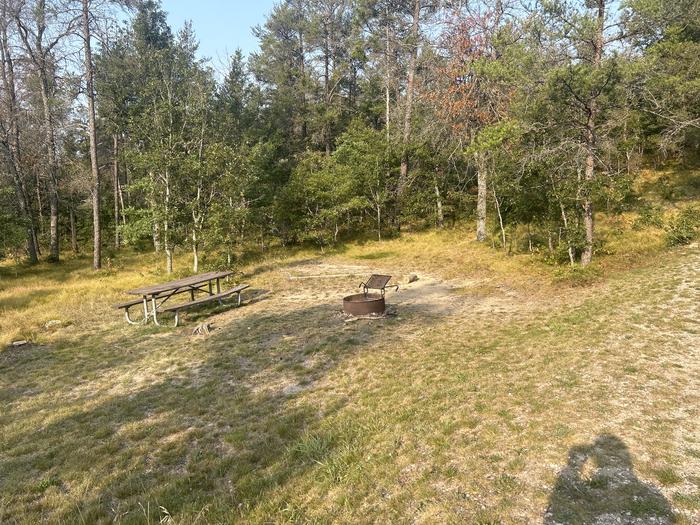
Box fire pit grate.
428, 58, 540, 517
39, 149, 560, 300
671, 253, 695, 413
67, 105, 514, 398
343, 275, 398, 317
359, 274, 399, 296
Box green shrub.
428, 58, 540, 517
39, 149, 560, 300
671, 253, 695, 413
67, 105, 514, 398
553, 264, 602, 286
665, 206, 700, 246
633, 203, 665, 230
657, 174, 677, 200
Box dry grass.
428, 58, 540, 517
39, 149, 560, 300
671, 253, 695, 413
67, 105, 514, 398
1, 169, 699, 524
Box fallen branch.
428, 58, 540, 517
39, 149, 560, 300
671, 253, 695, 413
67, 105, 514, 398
287, 273, 360, 280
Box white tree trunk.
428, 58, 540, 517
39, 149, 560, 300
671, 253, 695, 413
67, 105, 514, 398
434, 179, 444, 229
476, 154, 488, 242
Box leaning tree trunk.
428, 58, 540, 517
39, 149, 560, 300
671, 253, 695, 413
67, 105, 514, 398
493, 186, 506, 250
581, 0, 605, 267
83, 0, 100, 270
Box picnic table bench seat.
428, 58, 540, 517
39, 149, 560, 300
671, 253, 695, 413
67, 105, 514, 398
115, 298, 143, 309
160, 284, 250, 326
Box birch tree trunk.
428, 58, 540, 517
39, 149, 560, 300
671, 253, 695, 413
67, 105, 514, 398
153, 222, 161, 252
560, 202, 575, 266
82, 0, 101, 270
434, 174, 444, 229
476, 153, 488, 242
192, 226, 199, 273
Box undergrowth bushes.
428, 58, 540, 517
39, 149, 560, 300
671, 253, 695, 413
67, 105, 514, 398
665, 206, 700, 246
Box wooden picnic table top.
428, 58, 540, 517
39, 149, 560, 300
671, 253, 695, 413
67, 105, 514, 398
126, 271, 234, 297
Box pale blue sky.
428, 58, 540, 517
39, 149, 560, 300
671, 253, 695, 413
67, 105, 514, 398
161, 0, 278, 67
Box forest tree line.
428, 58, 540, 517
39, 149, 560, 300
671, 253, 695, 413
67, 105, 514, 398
0, 0, 698, 271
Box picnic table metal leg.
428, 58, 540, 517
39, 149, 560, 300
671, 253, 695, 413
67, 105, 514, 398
208, 281, 213, 295
142, 297, 149, 324
151, 297, 161, 326
216, 278, 223, 304
124, 306, 139, 325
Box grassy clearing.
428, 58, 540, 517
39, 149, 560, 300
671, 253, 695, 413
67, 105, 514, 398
1, 170, 699, 524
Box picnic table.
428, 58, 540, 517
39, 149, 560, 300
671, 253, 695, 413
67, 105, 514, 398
115, 271, 248, 327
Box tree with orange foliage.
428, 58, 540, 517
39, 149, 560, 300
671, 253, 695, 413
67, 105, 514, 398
428, 0, 518, 242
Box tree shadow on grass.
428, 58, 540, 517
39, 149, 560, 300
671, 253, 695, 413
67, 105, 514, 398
0, 301, 373, 523
169, 287, 271, 326
0, 272, 462, 523
543, 434, 675, 525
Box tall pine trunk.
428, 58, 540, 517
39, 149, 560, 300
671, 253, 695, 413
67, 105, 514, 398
323, 13, 331, 155
0, 13, 38, 263
192, 228, 199, 273
82, 0, 101, 270
17, 0, 60, 261
36, 60, 59, 261
113, 134, 119, 248
69, 203, 78, 253
164, 169, 173, 274
581, 0, 605, 267
396, 0, 420, 204
384, 3, 391, 139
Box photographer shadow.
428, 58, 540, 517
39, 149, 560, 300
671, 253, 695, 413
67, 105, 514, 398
544, 434, 675, 524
